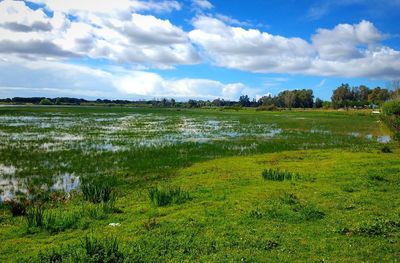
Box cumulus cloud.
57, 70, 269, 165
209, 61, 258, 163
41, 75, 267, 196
0, 0, 198, 68
189, 16, 400, 78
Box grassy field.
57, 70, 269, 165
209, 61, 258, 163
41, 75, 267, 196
0, 106, 398, 262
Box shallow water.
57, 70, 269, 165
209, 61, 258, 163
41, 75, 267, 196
0, 173, 80, 202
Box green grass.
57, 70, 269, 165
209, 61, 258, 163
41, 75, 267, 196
148, 186, 190, 206
261, 169, 299, 181
0, 106, 399, 261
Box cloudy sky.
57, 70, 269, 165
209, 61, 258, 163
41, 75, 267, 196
0, 0, 399, 100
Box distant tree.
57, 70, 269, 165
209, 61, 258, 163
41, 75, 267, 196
55, 98, 61, 105
258, 95, 275, 106
331, 83, 353, 108
39, 98, 53, 105
239, 95, 251, 107
388, 80, 400, 99
314, 98, 323, 108
280, 91, 296, 109
368, 87, 390, 105
188, 99, 198, 108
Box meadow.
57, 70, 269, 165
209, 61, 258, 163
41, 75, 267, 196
0, 106, 398, 262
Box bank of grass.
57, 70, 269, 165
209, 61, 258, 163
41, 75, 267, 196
0, 149, 398, 262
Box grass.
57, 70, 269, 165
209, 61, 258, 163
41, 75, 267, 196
81, 176, 116, 204
148, 186, 190, 206
0, 106, 399, 261
261, 169, 299, 181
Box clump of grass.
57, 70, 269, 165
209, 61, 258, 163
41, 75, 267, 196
338, 218, 400, 237
148, 186, 190, 206
81, 176, 115, 204
297, 204, 325, 221
369, 174, 387, 182
355, 218, 400, 236
264, 240, 279, 250
33, 236, 125, 262
143, 217, 158, 230
43, 211, 80, 233
26, 205, 80, 233
261, 169, 299, 181
4, 198, 30, 216
26, 206, 45, 228
381, 146, 392, 153
82, 235, 125, 263
249, 209, 263, 219
280, 193, 300, 205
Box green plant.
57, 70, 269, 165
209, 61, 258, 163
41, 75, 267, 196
82, 235, 124, 263
262, 169, 299, 181
81, 177, 115, 204
148, 186, 190, 207
26, 206, 45, 228
280, 193, 300, 205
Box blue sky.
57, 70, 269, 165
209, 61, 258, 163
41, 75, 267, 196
0, 0, 399, 101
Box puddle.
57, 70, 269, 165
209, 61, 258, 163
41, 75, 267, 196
377, 135, 391, 144
0, 164, 16, 176
0, 173, 80, 202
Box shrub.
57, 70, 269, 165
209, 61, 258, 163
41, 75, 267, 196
148, 186, 190, 207
261, 169, 299, 181
256, 104, 277, 111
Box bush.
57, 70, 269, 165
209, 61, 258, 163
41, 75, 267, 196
261, 169, 299, 181
256, 104, 277, 111
381, 99, 400, 116
148, 186, 190, 207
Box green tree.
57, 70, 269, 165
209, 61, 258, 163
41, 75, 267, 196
331, 84, 353, 109
39, 98, 53, 105
239, 95, 251, 107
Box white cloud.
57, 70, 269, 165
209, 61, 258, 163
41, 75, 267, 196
189, 16, 400, 79
191, 0, 213, 10
0, 0, 198, 68
29, 0, 181, 15
0, 58, 252, 100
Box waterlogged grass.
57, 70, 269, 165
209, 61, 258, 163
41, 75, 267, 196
0, 106, 398, 261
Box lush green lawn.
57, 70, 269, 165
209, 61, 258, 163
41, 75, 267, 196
0, 106, 398, 261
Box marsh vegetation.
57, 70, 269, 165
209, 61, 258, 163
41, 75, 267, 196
0, 106, 398, 261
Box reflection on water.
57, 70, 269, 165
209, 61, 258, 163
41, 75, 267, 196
0, 173, 80, 202
377, 135, 391, 143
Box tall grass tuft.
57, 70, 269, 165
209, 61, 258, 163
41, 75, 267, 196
81, 176, 115, 204
26, 206, 45, 228
261, 169, 299, 181
82, 235, 125, 263
148, 186, 190, 207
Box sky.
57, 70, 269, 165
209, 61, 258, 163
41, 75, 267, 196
0, 0, 399, 101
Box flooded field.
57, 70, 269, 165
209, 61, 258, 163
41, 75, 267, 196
0, 106, 392, 202
0, 106, 398, 262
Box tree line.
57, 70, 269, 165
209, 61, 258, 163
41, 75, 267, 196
1, 82, 398, 109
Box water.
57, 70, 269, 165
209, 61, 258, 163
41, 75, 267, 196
0, 173, 80, 202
